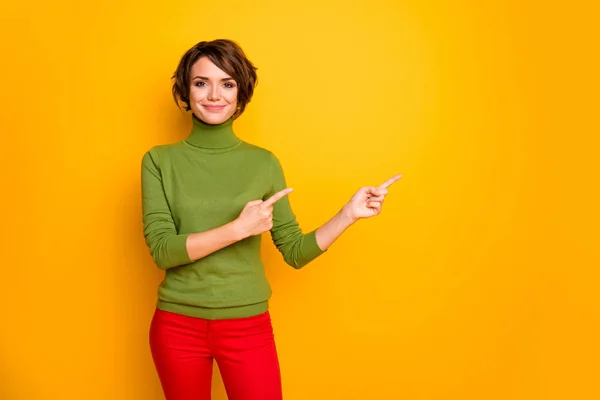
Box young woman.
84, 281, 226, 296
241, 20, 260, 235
141, 39, 401, 400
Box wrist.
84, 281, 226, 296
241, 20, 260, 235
339, 205, 358, 226
229, 219, 248, 241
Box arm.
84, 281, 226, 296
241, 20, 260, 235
141, 150, 246, 270
184, 224, 245, 263
315, 174, 404, 250
267, 152, 402, 264
267, 153, 327, 269
314, 208, 356, 251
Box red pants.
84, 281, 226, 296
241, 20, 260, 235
149, 308, 282, 400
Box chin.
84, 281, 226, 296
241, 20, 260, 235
195, 108, 233, 125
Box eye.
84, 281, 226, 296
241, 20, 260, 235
194, 81, 207, 87
224, 82, 236, 89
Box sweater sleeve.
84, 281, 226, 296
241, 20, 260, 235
266, 152, 327, 269
141, 150, 192, 270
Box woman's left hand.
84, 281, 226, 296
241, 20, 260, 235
341, 174, 402, 222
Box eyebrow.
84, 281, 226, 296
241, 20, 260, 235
192, 76, 235, 81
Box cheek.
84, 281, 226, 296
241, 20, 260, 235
225, 89, 238, 104
189, 87, 205, 102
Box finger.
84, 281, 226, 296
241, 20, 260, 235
368, 195, 385, 202
364, 186, 380, 196
378, 174, 402, 189
367, 201, 382, 209
368, 189, 389, 199
263, 188, 293, 207
371, 188, 388, 197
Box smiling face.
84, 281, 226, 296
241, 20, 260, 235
189, 56, 239, 124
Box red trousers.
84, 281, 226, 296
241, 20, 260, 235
149, 308, 283, 400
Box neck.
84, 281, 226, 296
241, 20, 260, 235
185, 113, 240, 149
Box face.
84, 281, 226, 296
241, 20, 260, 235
189, 56, 239, 124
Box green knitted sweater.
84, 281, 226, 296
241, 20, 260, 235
141, 114, 326, 319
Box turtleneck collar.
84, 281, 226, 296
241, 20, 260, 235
185, 113, 241, 150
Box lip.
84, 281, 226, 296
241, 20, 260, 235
202, 105, 226, 112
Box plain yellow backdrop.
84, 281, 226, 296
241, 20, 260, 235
1, 1, 598, 399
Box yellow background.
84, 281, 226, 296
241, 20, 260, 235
1, 1, 598, 399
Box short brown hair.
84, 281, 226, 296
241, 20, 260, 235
171, 39, 258, 119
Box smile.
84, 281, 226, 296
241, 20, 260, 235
202, 105, 226, 112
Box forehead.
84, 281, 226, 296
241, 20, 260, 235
191, 56, 231, 78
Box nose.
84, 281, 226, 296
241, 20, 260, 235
208, 85, 220, 101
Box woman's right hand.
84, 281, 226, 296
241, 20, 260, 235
233, 188, 293, 238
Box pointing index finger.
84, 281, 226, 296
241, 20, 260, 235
378, 174, 403, 189
263, 188, 293, 207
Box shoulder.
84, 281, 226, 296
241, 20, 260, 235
142, 142, 185, 164
237, 141, 280, 164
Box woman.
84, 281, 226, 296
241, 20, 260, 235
141, 39, 401, 400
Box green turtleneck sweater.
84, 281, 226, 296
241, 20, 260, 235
141, 114, 326, 320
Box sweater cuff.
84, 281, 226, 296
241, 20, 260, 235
168, 233, 193, 266
301, 229, 327, 261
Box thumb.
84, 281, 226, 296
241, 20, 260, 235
372, 187, 388, 197
364, 186, 379, 196
245, 199, 264, 207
